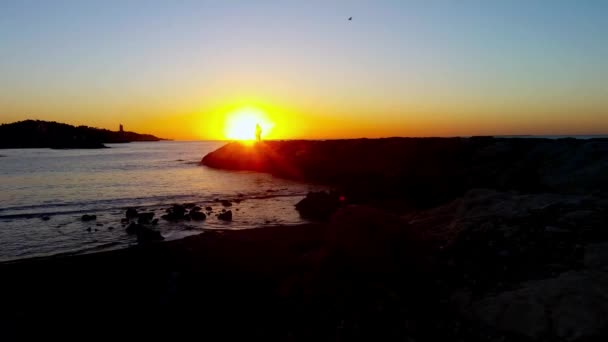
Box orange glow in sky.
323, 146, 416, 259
1, 2, 607, 140
224, 107, 274, 141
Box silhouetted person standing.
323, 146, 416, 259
255, 123, 262, 142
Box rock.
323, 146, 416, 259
163, 204, 187, 221
544, 225, 571, 234
96, 223, 103, 226
125, 222, 164, 242
218, 210, 232, 221
136, 226, 164, 242
190, 211, 207, 221
126, 222, 139, 234
41, 215, 50, 221
205, 206, 213, 211
584, 242, 608, 271
137, 212, 155, 224
325, 205, 403, 272
86, 227, 92, 232
94, 228, 99, 232
107, 226, 114, 230
190, 206, 202, 212
471, 271, 608, 341
295, 191, 342, 220
221, 200, 232, 207
151, 219, 159, 225
81, 214, 97, 222
121, 218, 129, 224
183, 203, 196, 209
125, 208, 138, 219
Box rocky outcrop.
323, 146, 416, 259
295, 191, 343, 220
218, 210, 232, 221
202, 138, 608, 206
81, 214, 97, 221
470, 270, 608, 341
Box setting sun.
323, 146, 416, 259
224, 107, 274, 141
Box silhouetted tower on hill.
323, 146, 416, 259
119, 124, 123, 132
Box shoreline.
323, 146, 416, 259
1, 137, 608, 340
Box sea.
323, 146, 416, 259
0, 141, 326, 262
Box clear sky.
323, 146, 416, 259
1, 0, 607, 140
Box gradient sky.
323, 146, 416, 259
1, 0, 607, 139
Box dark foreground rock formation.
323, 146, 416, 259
202, 138, 608, 206
1, 137, 607, 340
0, 120, 164, 149
1, 190, 607, 340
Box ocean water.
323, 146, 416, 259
0, 141, 325, 262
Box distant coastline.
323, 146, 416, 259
0, 120, 166, 149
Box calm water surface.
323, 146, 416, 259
0, 141, 325, 262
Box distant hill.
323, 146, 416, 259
0, 120, 165, 149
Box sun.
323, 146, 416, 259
224, 107, 274, 141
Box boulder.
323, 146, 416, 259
190, 211, 207, 221
471, 271, 608, 341
125, 222, 164, 242
126, 222, 139, 234
41, 215, 50, 221
163, 204, 188, 220
81, 214, 96, 222
218, 210, 233, 221
136, 226, 164, 243
190, 206, 202, 212
221, 200, 232, 207
125, 208, 138, 219
205, 206, 213, 212
137, 212, 155, 224
295, 191, 342, 220
325, 205, 404, 273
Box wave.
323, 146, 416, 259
0, 190, 309, 220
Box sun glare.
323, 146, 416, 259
224, 107, 274, 141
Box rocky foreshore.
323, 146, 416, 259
1, 137, 607, 340
202, 137, 608, 205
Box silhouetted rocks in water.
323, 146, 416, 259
136, 226, 164, 243
81, 214, 96, 221
295, 191, 342, 220
151, 219, 159, 225
190, 206, 202, 212
137, 212, 154, 224
205, 206, 213, 212
0, 120, 164, 149
221, 200, 232, 207
125, 222, 163, 242
190, 211, 207, 221
201, 138, 608, 206
41, 215, 50, 221
218, 210, 233, 221
125, 208, 138, 219
162, 204, 188, 221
